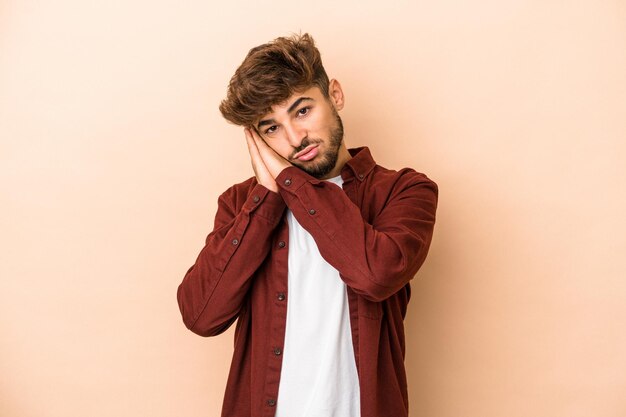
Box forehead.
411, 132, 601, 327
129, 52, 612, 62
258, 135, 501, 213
267, 85, 323, 114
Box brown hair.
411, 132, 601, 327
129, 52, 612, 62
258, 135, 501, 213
219, 33, 330, 127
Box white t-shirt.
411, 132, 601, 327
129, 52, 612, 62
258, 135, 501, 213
275, 174, 361, 417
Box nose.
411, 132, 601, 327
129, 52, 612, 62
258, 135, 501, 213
283, 121, 306, 148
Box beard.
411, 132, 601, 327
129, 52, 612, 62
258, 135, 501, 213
289, 111, 344, 179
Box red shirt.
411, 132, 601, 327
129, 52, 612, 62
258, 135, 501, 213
177, 147, 438, 417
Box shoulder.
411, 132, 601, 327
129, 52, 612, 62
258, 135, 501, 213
347, 146, 437, 193
359, 163, 438, 223
370, 164, 438, 197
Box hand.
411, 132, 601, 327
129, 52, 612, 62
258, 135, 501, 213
244, 128, 292, 191
245, 128, 278, 192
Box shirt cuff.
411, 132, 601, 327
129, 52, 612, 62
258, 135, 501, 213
275, 166, 322, 193
247, 183, 286, 223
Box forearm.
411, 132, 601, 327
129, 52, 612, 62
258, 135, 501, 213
275, 167, 438, 301
177, 184, 286, 336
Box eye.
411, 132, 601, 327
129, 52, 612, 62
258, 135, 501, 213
297, 106, 311, 117
264, 125, 278, 135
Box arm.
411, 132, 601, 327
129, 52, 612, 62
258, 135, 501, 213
275, 166, 438, 302
176, 182, 286, 337
177, 128, 287, 336
244, 127, 438, 302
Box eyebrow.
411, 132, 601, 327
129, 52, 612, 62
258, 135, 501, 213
257, 97, 314, 130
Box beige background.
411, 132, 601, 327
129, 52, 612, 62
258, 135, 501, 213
2, 1, 625, 416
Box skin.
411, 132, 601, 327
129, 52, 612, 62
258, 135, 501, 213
244, 79, 352, 193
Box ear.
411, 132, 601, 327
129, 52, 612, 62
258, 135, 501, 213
328, 79, 345, 111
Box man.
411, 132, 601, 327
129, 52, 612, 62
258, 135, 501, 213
177, 33, 438, 417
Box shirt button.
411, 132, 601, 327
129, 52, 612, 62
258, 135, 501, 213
284, 179, 292, 186
267, 399, 276, 407
253, 195, 260, 203
273, 347, 282, 356
231, 238, 239, 245
278, 241, 286, 248
277, 293, 285, 301
359, 173, 364, 179
309, 209, 316, 215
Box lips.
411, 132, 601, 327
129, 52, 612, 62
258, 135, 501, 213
294, 145, 319, 161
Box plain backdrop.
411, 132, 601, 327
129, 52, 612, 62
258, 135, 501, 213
1, 1, 625, 416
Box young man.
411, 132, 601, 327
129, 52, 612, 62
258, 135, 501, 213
177, 33, 438, 417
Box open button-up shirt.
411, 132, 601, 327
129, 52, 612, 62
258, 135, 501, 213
177, 147, 438, 417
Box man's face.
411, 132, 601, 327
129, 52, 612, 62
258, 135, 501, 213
253, 85, 345, 179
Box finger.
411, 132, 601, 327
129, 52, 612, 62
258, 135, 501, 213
244, 127, 276, 185
245, 128, 262, 160
244, 128, 262, 174
249, 127, 267, 147
249, 127, 281, 160
244, 127, 255, 149
244, 128, 252, 149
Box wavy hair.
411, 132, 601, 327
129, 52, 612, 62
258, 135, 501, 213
219, 33, 330, 127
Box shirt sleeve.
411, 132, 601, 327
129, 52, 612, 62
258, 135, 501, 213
275, 166, 438, 302
176, 182, 286, 336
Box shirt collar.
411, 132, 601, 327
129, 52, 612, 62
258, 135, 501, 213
341, 147, 376, 182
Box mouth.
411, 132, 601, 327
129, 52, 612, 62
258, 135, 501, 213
293, 145, 319, 161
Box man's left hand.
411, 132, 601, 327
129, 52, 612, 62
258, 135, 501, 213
247, 127, 292, 179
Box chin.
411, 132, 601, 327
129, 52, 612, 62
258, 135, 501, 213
298, 158, 336, 179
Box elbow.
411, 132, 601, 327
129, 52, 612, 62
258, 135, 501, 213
184, 316, 236, 338
353, 275, 408, 302
178, 305, 236, 338
177, 286, 205, 336
177, 284, 215, 337
347, 262, 409, 301
177, 284, 238, 337
357, 249, 428, 302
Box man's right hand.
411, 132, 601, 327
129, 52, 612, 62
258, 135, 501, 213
244, 128, 278, 193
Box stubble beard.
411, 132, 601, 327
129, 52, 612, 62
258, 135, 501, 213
290, 111, 344, 179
